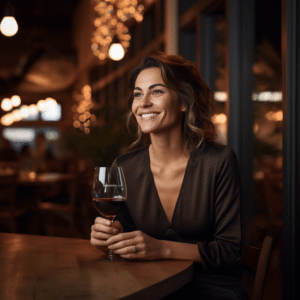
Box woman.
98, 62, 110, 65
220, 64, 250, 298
91, 52, 248, 299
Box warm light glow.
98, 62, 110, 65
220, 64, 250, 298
2, 128, 35, 142
91, 0, 144, 61
252, 91, 282, 102
214, 92, 227, 102
0, 16, 18, 37
45, 131, 59, 140
45, 97, 57, 107
29, 104, 38, 115
37, 100, 46, 111
109, 43, 125, 61
20, 105, 30, 118
73, 120, 81, 128
1, 98, 12, 111
41, 103, 61, 121
12, 109, 22, 122
29, 171, 37, 180
72, 84, 94, 133
11, 95, 21, 107
1, 96, 61, 126
211, 113, 227, 125
265, 110, 283, 122
213, 91, 282, 102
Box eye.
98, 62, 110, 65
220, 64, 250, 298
152, 89, 163, 95
133, 91, 142, 98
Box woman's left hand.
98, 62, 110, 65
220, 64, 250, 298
106, 230, 166, 261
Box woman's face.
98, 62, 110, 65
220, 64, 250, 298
131, 67, 185, 135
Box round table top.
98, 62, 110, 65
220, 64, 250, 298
0, 233, 194, 300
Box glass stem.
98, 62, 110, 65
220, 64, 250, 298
107, 216, 116, 261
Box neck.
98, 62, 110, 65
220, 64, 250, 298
149, 131, 188, 165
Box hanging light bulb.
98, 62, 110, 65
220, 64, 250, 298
108, 42, 125, 61
0, 3, 18, 37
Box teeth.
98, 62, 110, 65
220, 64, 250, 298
141, 113, 157, 118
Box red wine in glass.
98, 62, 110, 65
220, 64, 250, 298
92, 166, 127, 261
92, 197, 126, 221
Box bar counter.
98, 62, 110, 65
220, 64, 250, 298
0, 233, 193, 299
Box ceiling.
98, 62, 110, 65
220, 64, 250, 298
0, 0, 80, 96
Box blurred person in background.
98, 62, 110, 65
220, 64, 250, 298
30, 133, 57, 173
0, 135, 18, 162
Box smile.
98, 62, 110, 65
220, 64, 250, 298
141, 113, 158, 118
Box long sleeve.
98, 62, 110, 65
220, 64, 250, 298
196, 147, 244, 276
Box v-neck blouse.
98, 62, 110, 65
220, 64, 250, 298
114, 142, 244, 278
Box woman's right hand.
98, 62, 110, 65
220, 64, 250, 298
90, 217, 124, 251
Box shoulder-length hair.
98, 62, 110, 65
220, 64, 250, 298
126, 52, 215, 154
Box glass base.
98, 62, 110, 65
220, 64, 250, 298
98, 251, 124, 262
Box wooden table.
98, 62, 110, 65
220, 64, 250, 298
0, 233, 194, 300
17, 172, 75, 186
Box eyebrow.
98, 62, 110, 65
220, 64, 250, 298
134, 83, 167, 91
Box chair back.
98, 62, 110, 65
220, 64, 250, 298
243, 221, 273, 300
263, 172, 282, 228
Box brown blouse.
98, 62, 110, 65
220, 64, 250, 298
114, 142, 245, 278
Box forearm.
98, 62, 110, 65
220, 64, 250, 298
160, 240, 201, 263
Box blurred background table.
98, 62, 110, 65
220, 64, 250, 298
16, 172, 75, 186
0, 233, 193, 300
1, 170, 91, 238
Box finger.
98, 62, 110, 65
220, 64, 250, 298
111, 220, 123, 232
90, 237, 109, 247
91, 230, 112, 241
108, 237, 136, 251
107, 231, 137, 245
92, 223, 119, 235
94, 217, 112, 226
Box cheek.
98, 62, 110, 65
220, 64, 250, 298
131, 102, 137, 115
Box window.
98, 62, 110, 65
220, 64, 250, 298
2, 127, 60, 152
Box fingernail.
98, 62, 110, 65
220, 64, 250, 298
113, 228, 119, 234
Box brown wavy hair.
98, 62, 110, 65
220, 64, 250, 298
126, 52, 215, 154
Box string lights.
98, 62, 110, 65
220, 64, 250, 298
91, 0, 144, 61
0, 97, 59, 126
72, 85, 96, 134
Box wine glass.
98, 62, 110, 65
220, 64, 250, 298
92, 166, 127, 261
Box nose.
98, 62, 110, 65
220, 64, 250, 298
139, 93, 152, 107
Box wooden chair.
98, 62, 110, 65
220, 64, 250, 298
36, 174, 79, 238
262, 172, 282, 234
243, 221, 273, 300
0, 174, 29, 233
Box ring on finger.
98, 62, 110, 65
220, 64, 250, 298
133, 245, 137, 253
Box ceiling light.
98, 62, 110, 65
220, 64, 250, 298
0, 3, 18, 37
109, 42, 125, 61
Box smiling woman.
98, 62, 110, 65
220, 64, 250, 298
91, 52, 249, 300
